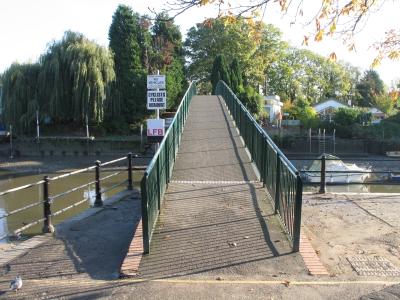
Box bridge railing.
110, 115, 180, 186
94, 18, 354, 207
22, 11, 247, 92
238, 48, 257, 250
0, 153, 136, 241
216, 80, 303, 251
141, 82, 197, 254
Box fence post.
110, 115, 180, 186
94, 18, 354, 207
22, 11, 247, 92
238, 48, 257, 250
141, 175, 150, 254
94, 160, 103, 207
274, 153, 281, 214
156, 159, 161, 210
319, 155, 326, 194
292, 172, 303, 252
42, 176, 54, 233
127, 153, 133, 190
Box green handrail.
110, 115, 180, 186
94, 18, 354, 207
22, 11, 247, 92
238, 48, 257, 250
216, 80, 303, 252
141, 82, 197, 254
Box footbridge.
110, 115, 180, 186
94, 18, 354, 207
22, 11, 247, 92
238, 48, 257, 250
139, 81, 303, 276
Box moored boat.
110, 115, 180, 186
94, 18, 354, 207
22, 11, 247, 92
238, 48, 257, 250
302, 154, 371, 183
386, 151, 400, 157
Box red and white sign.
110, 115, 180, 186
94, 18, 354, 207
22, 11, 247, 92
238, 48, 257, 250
147, 119, 165, 137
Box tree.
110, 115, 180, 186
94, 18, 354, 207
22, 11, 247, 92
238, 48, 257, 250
266, 47, 358, 104
229, 58, 243, 94
185, 18, 284, 87
210, 54, 230, 94
39, 31, 115, 125
109, 5, 146, 122
2, 32, 115, 134
237, 86, 263, 116
356, 70, 385, 107
151, 13, 186, 108
1, 63, 41, 133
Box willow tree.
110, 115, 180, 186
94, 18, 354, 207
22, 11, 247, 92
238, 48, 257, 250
1, 63, 41, 134
39, 31, 115, 124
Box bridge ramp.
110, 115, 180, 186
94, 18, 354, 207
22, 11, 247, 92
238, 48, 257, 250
139, 96, 306, 278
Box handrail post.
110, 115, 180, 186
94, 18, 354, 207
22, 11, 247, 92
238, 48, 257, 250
319, 155, 326, 194
274, 153, 281, 214
42, 176, 54, 233
141, 175, 150, 254
127, 153, 133, 190
292, 172, 303, 252
94, 160, 103, 207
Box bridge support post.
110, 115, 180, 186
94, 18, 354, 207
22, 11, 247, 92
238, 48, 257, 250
127, 153, 133, 190
293, 172, 303, 252
319, 155, 326, 194
94, 160, 103, 207
42, 176, 54, 233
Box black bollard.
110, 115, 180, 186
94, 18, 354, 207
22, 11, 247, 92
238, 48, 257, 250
94, 160, 103, 207
42, 176, 55, 233
319, 155, 326, 194
127, 153, 133, 190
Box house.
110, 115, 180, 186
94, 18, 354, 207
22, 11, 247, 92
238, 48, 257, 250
313, 99, 348, 122
368, 107, 385, 124
264, 95, 283, 124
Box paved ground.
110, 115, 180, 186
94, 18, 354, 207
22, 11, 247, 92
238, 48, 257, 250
0, 191, 141, 299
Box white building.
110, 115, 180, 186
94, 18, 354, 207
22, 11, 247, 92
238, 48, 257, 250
313, 99, 348, 122
368, 107, 385, 124
264, 95, 283, 123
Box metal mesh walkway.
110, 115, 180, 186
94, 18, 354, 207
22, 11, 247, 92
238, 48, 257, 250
139, 96, 305, 278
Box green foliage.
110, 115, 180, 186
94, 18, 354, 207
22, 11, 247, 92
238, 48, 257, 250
164, 59, 186, 108
211, 55, 230, 94
237, 86, 262, 115
2, 32, 115, 134
333, 107, 360, 126
185, 18, 285, 87
151, 12, 186, 108
356, 69, 385, 107
109, 5, 146, 122
40, 31, 115, 124
373, 93, 394, 114
229, 58, 243, 94
266, 48, 359, 104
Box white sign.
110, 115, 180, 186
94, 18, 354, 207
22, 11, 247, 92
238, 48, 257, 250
147, 119, 165, 136
147, 75, 166, 90
147, 90, 167, 110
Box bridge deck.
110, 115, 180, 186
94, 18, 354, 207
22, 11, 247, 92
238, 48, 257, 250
139, 95, 305, 278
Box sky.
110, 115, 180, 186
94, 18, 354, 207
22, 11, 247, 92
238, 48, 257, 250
0, 0, 399, 86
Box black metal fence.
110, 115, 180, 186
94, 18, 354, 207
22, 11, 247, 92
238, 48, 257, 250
216, 81, 303, 252
0, 153, 135, 241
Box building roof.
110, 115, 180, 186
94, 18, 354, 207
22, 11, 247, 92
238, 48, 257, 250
368, 107, 384, 115
313, 99, 348, 113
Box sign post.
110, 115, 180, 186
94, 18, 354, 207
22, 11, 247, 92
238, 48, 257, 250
147, 72, 166, 147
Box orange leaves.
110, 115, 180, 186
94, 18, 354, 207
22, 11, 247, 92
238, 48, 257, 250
388, 51, 400, 60
371, 57, 382, 68
315, 30, 324, 42
328, 52, 337, 62
302, 36, 309, 46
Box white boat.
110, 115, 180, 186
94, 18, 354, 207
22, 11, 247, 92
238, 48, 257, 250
386, 151, 400, 157
302, 154, 371, 183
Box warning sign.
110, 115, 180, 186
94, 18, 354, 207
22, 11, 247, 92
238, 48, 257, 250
147, 90, 166, 110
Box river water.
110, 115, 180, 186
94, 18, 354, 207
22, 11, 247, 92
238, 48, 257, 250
0, 170, 143, 243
